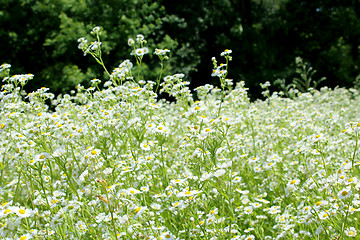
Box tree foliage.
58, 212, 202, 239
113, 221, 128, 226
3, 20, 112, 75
1, 0, 359, 98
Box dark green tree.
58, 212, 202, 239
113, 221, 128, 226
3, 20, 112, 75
0, 0, 181, 93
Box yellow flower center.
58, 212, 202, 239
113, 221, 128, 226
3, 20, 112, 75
135, 207, 142, 213
19, 209, 26, 214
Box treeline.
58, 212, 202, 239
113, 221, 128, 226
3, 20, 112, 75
1, 0, 360, 99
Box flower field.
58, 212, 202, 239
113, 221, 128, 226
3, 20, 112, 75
1, 28, 360, 240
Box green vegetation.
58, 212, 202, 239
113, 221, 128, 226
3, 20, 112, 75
0, 26, 360, 239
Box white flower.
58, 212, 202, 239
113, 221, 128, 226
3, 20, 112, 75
154, 48, 170, 56
140, 141, 151, 151
220, 49, 232, 56
243, 206, 253, 214
213, 169, 226, 177
90, 41, 101, 51
318, 211, 330, 220
77, 37, 88, 49
91, 26, 100, 34
133, 47, 149, 57
134, 206, 147, 219
128, 38, 135, 46
159, 231, 175, 240
338, 187, 352, 200
176, 190, 202, 198
136, 34, 144, 43
0, 63, 11, 73
345, 227, 357, 237
90, 78, 101, 84
17, 234, 32, 240
12, 207, 35, 218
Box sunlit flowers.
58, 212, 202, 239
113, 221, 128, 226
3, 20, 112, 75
345, 227, 357, 237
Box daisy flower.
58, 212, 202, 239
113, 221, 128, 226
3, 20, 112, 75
345, 227, 357, 237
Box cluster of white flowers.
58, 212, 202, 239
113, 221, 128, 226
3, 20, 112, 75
1, 28, 360, 240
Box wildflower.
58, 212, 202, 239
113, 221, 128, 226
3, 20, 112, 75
211, 68, 227, 77
90, 78, 101, 85
134, 206, 147, 219
12, 207, 35, 218
338, 187, 352, 200
345, 227, 357, 237
140, 186, 149, 192
128, 38, 135, 46
243, 206, 253, 214
159, 231, 175, 240
244, 227, 254, 233
0, 63, 11, 73
220, 49, 232, 56
89, 41, 101, 51
287, 179, 300, 186
232, 176, 242, 183
33, 153, 49, 163
345, 177, 358, 185
18, 234, 32, 240
314, 200, 328, 209
150, 203, 161, 211
0, 123, 6, 132
154, 48, 170, 56
75, 220, 88, 234
243, 235, 255, 240
176, 189, 202, 198
91, 26, 100, 34
131, 47, 149, 57
250, 202, 262, 209
213, 169, 226, 177
136, 34, 145, 43
140, 141, 151, 151
0, 207, 12, 217
127, 188, 141, 195
87, 147, 101, 158
318, 211, 330, 220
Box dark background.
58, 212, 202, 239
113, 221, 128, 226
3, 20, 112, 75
1, 0, 360, 99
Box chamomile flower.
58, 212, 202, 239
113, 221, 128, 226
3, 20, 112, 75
159, 231, 175, 240
18, 234, 32, 240
128, 38, 135, 46
154, 48, 170, 56
220, 49, 232, 56
345, 227, 357, 237
338, 187, 352, 200
12, 207, 35, 218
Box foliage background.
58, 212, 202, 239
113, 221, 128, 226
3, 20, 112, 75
1, 0, 360, 99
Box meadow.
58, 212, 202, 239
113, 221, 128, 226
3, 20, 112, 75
0, 27, 359, 240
